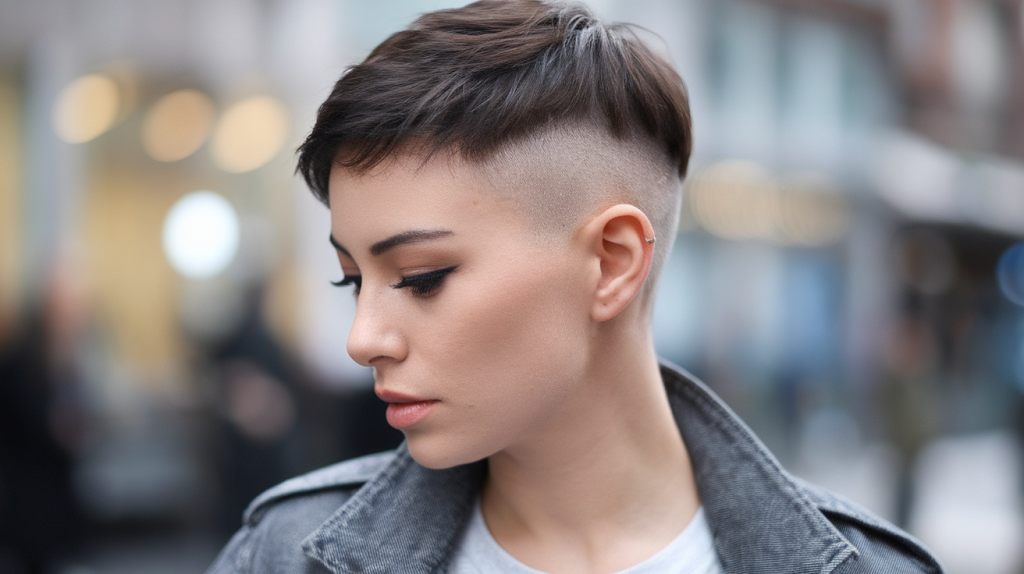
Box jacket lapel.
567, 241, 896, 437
662, 363, 857, 574
302, 443, 486, 574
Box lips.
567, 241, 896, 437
376, 389, 438, 430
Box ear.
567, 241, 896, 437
582, 204, 657, 322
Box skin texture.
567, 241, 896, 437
329, 152, 700, 574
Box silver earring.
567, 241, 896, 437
646, 236, 656, 244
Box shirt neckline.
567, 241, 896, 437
463, 500, 715, 574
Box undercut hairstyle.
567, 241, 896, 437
297, 0, 693, 297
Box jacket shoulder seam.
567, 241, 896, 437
243, 450, 397, 525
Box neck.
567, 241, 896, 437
481, 318, 700, 574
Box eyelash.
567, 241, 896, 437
331, 275, 362, 294
330, 265, 458, 297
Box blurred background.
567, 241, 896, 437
0, 0, 1023, 572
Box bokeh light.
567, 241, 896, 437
775, 174, 850, 247
209, 95, 290, 173
997, 243, 1024, 306
686, 161, 849, 246
52, 73, 120, 143
141, 89, 215, 162
162, 191, 240, 279
688, 160, 779, 241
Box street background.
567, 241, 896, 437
1, 0, 1024, 572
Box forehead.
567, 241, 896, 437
327, 154, 526, 247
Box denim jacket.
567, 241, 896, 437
207, 362, 944, 574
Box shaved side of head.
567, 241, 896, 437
475, 122, 681, 300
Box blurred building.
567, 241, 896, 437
0, 1, 1023, 573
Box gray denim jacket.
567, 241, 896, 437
207, 362, 944, 574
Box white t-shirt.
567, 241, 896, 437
448, 502, 723, 574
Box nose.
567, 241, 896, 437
346, 290, 407, 367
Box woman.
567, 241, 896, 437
208, 1, 943, 572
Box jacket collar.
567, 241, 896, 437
301, 443, 485, 574
302, 361, 856, 574
660, 362, 857, 573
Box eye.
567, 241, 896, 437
391, 265, 458, 297
331, 275, 362, 295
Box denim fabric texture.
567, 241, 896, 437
206, 362, 945, 574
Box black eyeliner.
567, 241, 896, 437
391, 265, 459, 294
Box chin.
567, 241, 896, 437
404, 430, 494, 470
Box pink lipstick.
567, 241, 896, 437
377, 389, 438, 429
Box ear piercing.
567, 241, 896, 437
646, 236, 656, 244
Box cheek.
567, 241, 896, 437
399, 248, 594, 467
429, 257, 591, 410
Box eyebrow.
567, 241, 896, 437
329, 229, 454, 258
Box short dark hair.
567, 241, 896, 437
296, 0, 692, 204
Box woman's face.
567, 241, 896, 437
329, 155, 595, 468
